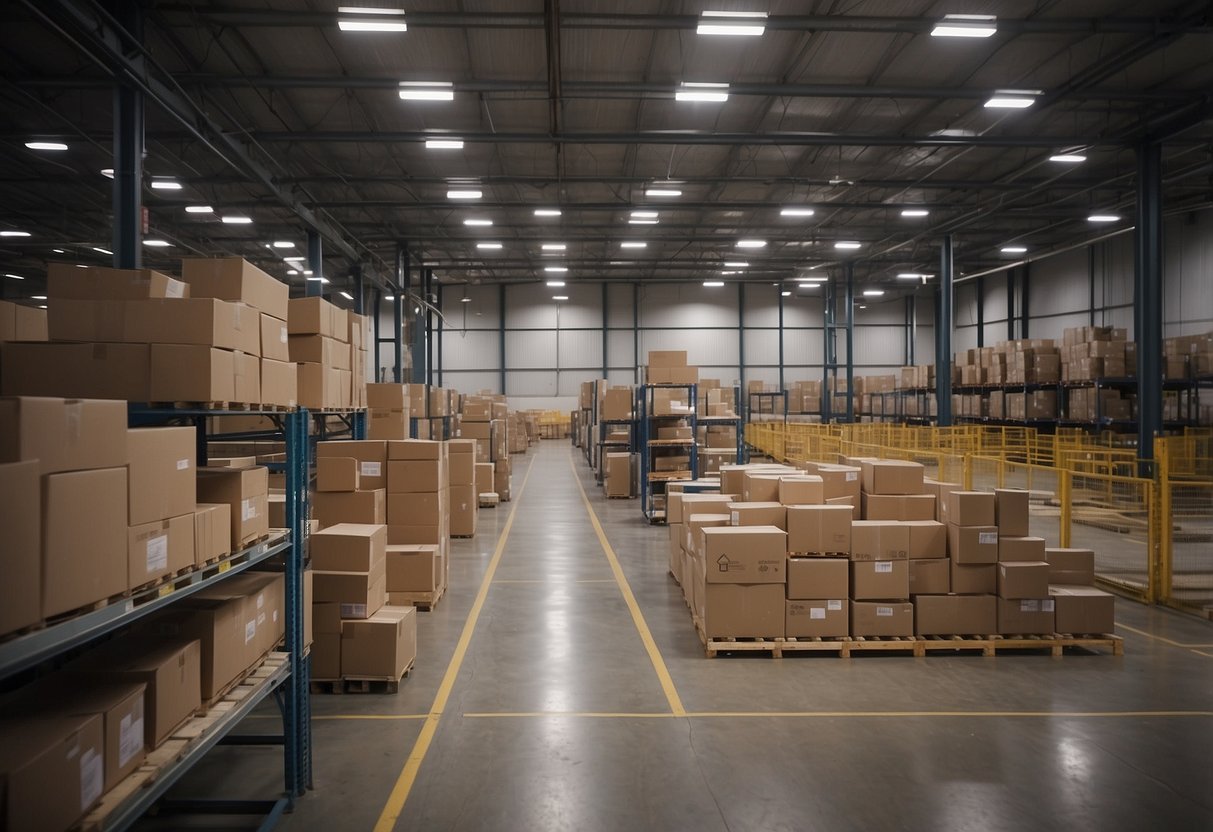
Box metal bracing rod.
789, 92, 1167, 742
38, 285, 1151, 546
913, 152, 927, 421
1135, 141, 1163, 468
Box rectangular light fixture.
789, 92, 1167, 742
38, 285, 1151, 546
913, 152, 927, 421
534, 208, 561, 216
645, 187, 682, 197
283, 256, 305, 262
703, 281, 725, 287
541, 243, 567, 251
92, 246, 112, 254
863, 289, 885, 297
676, 82, 730, 103
931, 14, 997, 38
338, 7, 407, 32
100, 168, 114, 179
1001, 246, 1028, 254
447, 189, 482, 199
553, 295, 569, 301
901, 209, 929, 217
546, 280, 566, 287
307, 276, 330, 284
721, 271, 738, 276
142, 239, 171, 247
464, 219, 493, 226
544, 266, 568, 273
985, 91, 1039, 109
628, 219, 658, 225
781, 290, 792, 297
399, 82, 454, 101
835, 241, 862, 250
273, 240, 295, 248
736, 239, 766, 248
5, 273, 26, 280
630, 211, 658, 218
1049, 154, 1086, 163
425, 139, 464, 149
620, 242, 647, 248
476, 242, 503, 249
340, 291, 354, 300
0, 230, 31, 237
25, 141, 68, 151
697, 10, 766, 37
1088, 214, 1120, 223
797, 276, 828, 283
149, 179, 182, 190
221, 215, 253, 224
724, 261, 748, 267
780, 207, 815, 217
185, 205, 213, 214
897, 272, 931, 279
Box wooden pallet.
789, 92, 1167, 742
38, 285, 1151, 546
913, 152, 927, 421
310, 659, 415, 695
390, 584, 445, 611
699, 632, 1125, 658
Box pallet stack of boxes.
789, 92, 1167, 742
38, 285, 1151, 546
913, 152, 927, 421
365, 382, 415, 440
314, 440, 388, 528
460, 394, 512, 501
288, 295, 361, 410
386, 439, 450, 590
447, 438, 478, 538
0, 298, 48, 341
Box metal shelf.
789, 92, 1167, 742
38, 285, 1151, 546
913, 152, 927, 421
638, 383, 698, 523
0, 532, 290, 680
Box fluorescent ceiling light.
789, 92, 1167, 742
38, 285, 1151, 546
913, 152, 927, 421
697, 10, 766, 36
724, 261, 749, 267
797, 276, 828, 283
931, 14, 997, 38
1001, 245, 1028, 254
780, 207, 815, 217
464, 218, 493, 226
460, 295, 472, 302
534, 208, 561, 216
384, 295, 395, 300
399, 82, 454, 101
544, 266, 568, 273
985, 91, 1039, 109
284, 256, 306, 263
835, 241, 862, 250
901, 209, 930, 217
287, 269, 299, 275
0, 230, 31, 237
552, 295, 568, 301
628, 219, 658, 225
1088, 214, 1120, 223
1049, 154, 1087, 163
736, 239, 766, 248
92, 246, 112, 254
31, 295, 46, 300
307, 276, 330, 284
630, 211, 658, 218
5, 273, 26, 280
859, 305, 867, 309
52, 249, 64, 253
897, 272, 932, 279
721, 271, 738, 276
149, 179, 182, 190
676, 82, 730, 103
221, 215, 253, 224
185, 205, 213, 214
447, 189, 482, 199
340, 291, 354, 300
541, 243, 567, 251
781, 290, 792, 297
645, 187, 682, 197
476, 242, 503, 249
142, 239, 171, 247
703, 281, 725, 287
620, 241, 647, 248
25, 141, 68, 151
338, 6, 407, 32
272, 240, 295, 248
546, 280, 565, 287
425, 139, 464, 149
863, 289, 885, 297
100, 168, 114, 179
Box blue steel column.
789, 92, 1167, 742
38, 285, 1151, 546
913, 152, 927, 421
937, 235, 954, 426
394, 243, 407, 383
632, 282, 640, 385
1007, 270, 1016, 339
737, 284, 746, 397
351, 265, 364, 314
424, 269, 435, 387
436, 283, 444, 388
1020, 262, 1031, 338
908, 294, 917, 365
498, 284, 506, 394
822, 279, 834, 423
1135, 140, 1163, 468
777, 288, 785, 392
845, 263, 854, 422
976, 276, 985, 348
283, 408, 310, 795
306, 230, 322, 297
111, 1, 142, 269
601, 282, 608, 379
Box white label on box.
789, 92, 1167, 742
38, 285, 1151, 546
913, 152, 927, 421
875, 561, 893, 573
810, 607, 826, 620
245, 619, 257, 644
146, 535, 168, 572
118, 714, 143, 768
730, 511, 739, 525
340, 602, 368, 618
876, 606, 894, 617
279, 326, 288, 344
80, 748, 103, 810
242, 498, 256, 521
273, 609, 279, 623
165, 281, 184, 299
176, 458, 190, 470
257, 592, 264, 609
827, 599, 843, 611
361, 461, 382, 477
979, 532, 998, 545
1043, 599, 1055, 612
1020, 600, 1040, 613
845, 471, 858, 481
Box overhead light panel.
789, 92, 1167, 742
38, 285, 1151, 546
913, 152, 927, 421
476, 242, 503, 249
544, 266, 568, 273
100, 168, 114, 179
399, 82, 454, 101
464, 218, 493, 226
630, 211, 658, 218
272, 240, 295, 248
797, 276, 828, 282
541, 243, 567, 251
307, 276, 330, 284
835, 241, 862, 250
628, 219, 658, 225
931, 14, 997, 38
1088, 214, 1120, 223
901, 209, 930, 217
620, 242, 647, 249
52, 249, 64, 253
703, 281, 725, 287
533, 208, 561, 217
0, 230, 31, 237
338, 6, 407, 32
1049, 153, 1087, 163
340, 291, 354, 300
780, 207, 815, 217
460, 295, 472, 302
676, 82, 730, 103
781, 290, 792, 297
724, 261, 749, 267
283, 256, 306, 263
897, 272, 932, 279
25, 141, 68, 151
384, 294, 395, 301
185, 205, 214, 214
736, 239, 766, 248
4, 273, 26, 280
985, 90, 1040, 109
287, 269, 299, 275
721, 271, 739, 276
447, 189, 482, 199
221, 215, 253, 224
31, 295, 47, 301
546, 280, 566, 287
1001, 245, 1028, 254
645, 186, 682, 197
425, 139, 464, 150
92, 246, 112, 255
149, 178, 182, 190
863, 289, 885, 297
697, 10, 767, 37
552, 295, 568, 301
142, 239, 171, 247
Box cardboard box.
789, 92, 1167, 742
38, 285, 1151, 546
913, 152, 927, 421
785, 599, 848, 638
50, 298, 259, 354
685, 513, 731, 558
313, 566, 387, 620
139, 593, 249, 700
387, 491, 446, 526
998, 535, 1046, 563
909, 558, 950, 595
0, 713, 105, 832
341, 605, 417, 678
927, 480, 963, 523
1049, 585, 1114, 634
150, 344, 236, 403
605, 452, 632, 498
947, 491, 996, 526
670, 493, 735, 525
0, 460, 40, 636
317, 456, 360, 492
318, 440, 388, 488
43, 467, 128, 618
313, 489, 386, 528
310, 523, 387, 572
994, 488, 1030, 536
742, 473, 782, 503
850, 601, 914, 636
850, 559, 910, 600
861, 493, 936, 521
127, 427, 196, 525
850, 521, 910, 561
181, 257, 289, 321
368, 408, 409, 440
914, 594, 996, 635
288, 334, 350, 369
786, 557, 849, 600
261, 358, 298, 408
196, 466, 269, 550
311, 633, 341, 680
813, 465, 862, 501
193, 504, 231, 565
950, 561, 997, 594
602, 387, 633, 421
0, 342, 153, 401
701, 527, 787, 583
997, 561, 1050, 599
778, 475, 824, 506
260, 313, 290, 362
47, 263, 188, 300
128, 514, 194, 589
947, 523, 998, 564
860, 459, 924, 495
648, 350, 687, 368
728, 501, 786, 530
224, 571, 285, 657
449, 484, 477, 537
296, 362, 340, 409
700, 583, 784, 638
997, 597, 1055, 635
387, 459, 445, 493
904, 520, 946, 559
387, 524, 443, 546
1045, 548, 1096, 585
386, 544, 442, 592
0, 396, 128, 476
785, 505, 852, 555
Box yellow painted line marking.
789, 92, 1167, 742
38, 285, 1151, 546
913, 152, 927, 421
314, 714, 429, 721
458, 710, 1213, 719
463, 712, 675, 719
570, 452, 686, 717
372, 456, 535, 832
1117, 623, 1213, 648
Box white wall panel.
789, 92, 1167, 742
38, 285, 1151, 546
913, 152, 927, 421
745, 366, 781, 386
743, 329, 780, 366
607, 369, 636, 386
505, 370, 558, 397
505, 330, 558, 369
983, 272, 1009, 321
607, 283, 633, 328
855, 327, 905, 366
509, 395, 578, 411
915, 326, 935, 365
743, 284, 780, 327
638, 284, 737, 328
954, 283, 979, 328
505, 284, 557, 328
699, 366, 741, 385
783, 295, 824, 327
639, 328, 739, 366
606, 330, 636, 369
440, 329, 499, 371
1029, 249, 1088, 317
1032, 312, 1089, 341
783, 330, 824, 366
442, 370, 501, 395
856, 301, 904, 326
451, 284, 501, 328
556, 328, 603, 369
1165, 209, 1213, 335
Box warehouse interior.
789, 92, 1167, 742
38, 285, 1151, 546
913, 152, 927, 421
1, 2, 1212, 831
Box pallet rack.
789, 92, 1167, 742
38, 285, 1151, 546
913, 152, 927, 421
410, 414, 454, 440
638, 383, 698, 523
698, 383, 745, 469
595, 416, 636, 486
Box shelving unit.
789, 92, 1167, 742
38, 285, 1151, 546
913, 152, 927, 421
410, 414, 454, 440
595, 417, 636, 486
638, 383, 698, 523
747, 391, 788, 423
698, 384, 745, 470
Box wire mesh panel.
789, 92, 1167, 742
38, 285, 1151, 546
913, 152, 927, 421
1158, 436, 1213, 613
1068, 473, 1155, 602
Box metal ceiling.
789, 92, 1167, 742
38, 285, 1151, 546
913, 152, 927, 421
0, 0, 1211, 300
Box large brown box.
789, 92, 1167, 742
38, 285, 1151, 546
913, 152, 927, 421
950, 560, 997, 594
605, 452, 632, 498
369, 408, 410, 440
0, 713, 105, 832
150, 344, 236, 402
387, 491, 446, 526
685, 513, 731, 558
313, 564, 387, 620
260, 313, 290, 362
449, 484, 477, 537
0, 396, 128, 476
914, 594, 996, 635
909, 558, 951, 595
388, 459, 445, 493
1045, 548, 1096, 585
925, 479, 963, 523
50, 298, 260, 354
0, 300, 48, 342
785, 599, 848, 638
850, 521, 910, 561
813, 465, 862, 501
997, 597, 1055, 635
647, 349, 688, 367
47, 263, 188, 300
669, 493, 735, 525
786, 505, 852, 554
701, 583, 785, 638
128, 427, 196, 524
728, 501, 786, 529
1049, 586, 1114, 633
181, 257, 289, 321
861, 493, 936, 521
288, 334, 350, 369
296, 362, 341, 409
0, 342, 152, 401
0, 460, 40, 636
341, 605, 417, 678
386, 524, 443, 547
128, 514, 195, 589
786, 557, 849, 600
318, 440, 388, 488
387, 438, 443, 461
860, 459, 924, 495
317, 456, 360, 492
778, 475, 824, 506
311, 634, 341, 680
446, 440, 477, 484
994, 488, 1030, 536
998, 536, 1047, 563
313, 488, 386, 528
310, 523, 387, 572
850, 560, 910, 600
904, 520, 946, 558
386, 544, 442, 592
261, 358, 298, 408
997, 561, 1050, 599
701, 526, 787, 583
946, 491, 996, 526
141, 586, 256, 700
742, 472, 782, 502
196, 466, 269, 550
44, 467, 128, 618
602, 387, 633, 420
947, 523, 998, 564
850, 601, 914, 636
193, 504, 231, 565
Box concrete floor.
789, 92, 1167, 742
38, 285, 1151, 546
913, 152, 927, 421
153, 441, 1213, 831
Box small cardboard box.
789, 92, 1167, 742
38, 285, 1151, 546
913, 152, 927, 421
861, 493, 936, 521
778, 475, 824, 506
997, 561, 1050, 599
909, 558, 951, 595
386, 544, 442, 592
128, 514, 195, 589
341, 605, 417, 678
181, 257, 289, 321
947, 523, 998, 564
128, 427, 196, 525
785, 505, 852, 555
701, 583, 785, 638
994, 488, 1030, 536
670, 493, 735, 525
0, 460, 40, 636
139, 591, 250, 700
0, 396, 128, 476
998, 536, 1047, 563
288, 334, 350, 369
860, 459, 924, 495
317, 440, 388, 488
317, 456, 360, 492
0, 713, 105, 832
193, 504, 231, 565
310, 523, 387, 572
150, 344, 236, 403
850, 521, 910, 561
1045, 548, 1096, 585
786, 599, 848, 638
44, 467, 128, 618
685, 513, 731, 558
369, 409, 409, 440
742, 473, 782, 502
287, 296, 345, 339
850, 560, 910, 600
997, 598, 1055, 635
261, 358, 297, 408
786, 557, 849, 600
260, 313, 290, 362
915, 594, 996, 636
313, 489, 386, 528
605, 452, 633, 498
313, 566, 387, 620
386, 438, 443, 461
904, 520, 946, 558
851, 601, 914, 637
727, 501, 786, 529
813, 465, 862, 501
701, 527, 787, 584
946, 491, 996, 526
1049, 585, 1114, 634
648, 350, 688, 368
950, 561, 997, 594
196, 466, 269, 550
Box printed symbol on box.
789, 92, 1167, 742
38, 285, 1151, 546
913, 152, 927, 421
716, 555, 734, 572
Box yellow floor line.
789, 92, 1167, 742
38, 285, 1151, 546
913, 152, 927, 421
314, 714, 429, 721
1117, 622, 1213, 648
371, 457, 535, 832
463, 711, 675, 719
458, 709, 1213, 719
569, 452, 686, 717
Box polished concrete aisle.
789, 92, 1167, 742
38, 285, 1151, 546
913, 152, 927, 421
157, 441, 1213, 831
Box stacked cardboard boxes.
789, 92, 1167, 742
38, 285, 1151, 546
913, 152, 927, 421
459, 394, 511, 500
0, 298, 48, 342
784, 380, 821, 415
645, 350, 698, 384
126, 427, 197, 590
447, 439, 478, 537
366, 383, 415, 440
289, 296, 350, 410
314, 440, 388, 528
784, 478, 852, 638
386, 439, 450, 565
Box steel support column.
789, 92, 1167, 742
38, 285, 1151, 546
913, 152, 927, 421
1088, 246, 1097, 325
1020, 262, 1031, 337
393, 243, 406, 383
845, 263, 855, 422
737, 284, 746, 396
1007, 270, 1017, 339
306, 230, 322, 297
351, 265, 364, 314
110, 0, 142, 269
372, 290, 382, 383
777, 288, 785, 392
822, 280, 834, 424
424, 269, 434, 386
435, 282, 443, 388
908, 294, 917, 365
411, 278, 426, 386
976, 276, 985, 348
936, 235, 954, 426
498, 284, 506, 394
601, 282, 608, 379
632, 282, 639, 385
1135, 140, 1163, 468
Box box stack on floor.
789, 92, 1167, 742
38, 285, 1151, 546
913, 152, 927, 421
599, 384, 636, 498
785, 379, 822, 416
695, 380, 738, 475
0, 298, 48, 342
459, 393, 512, 502
289, 295, 369, 410
366, 382, 415, 440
